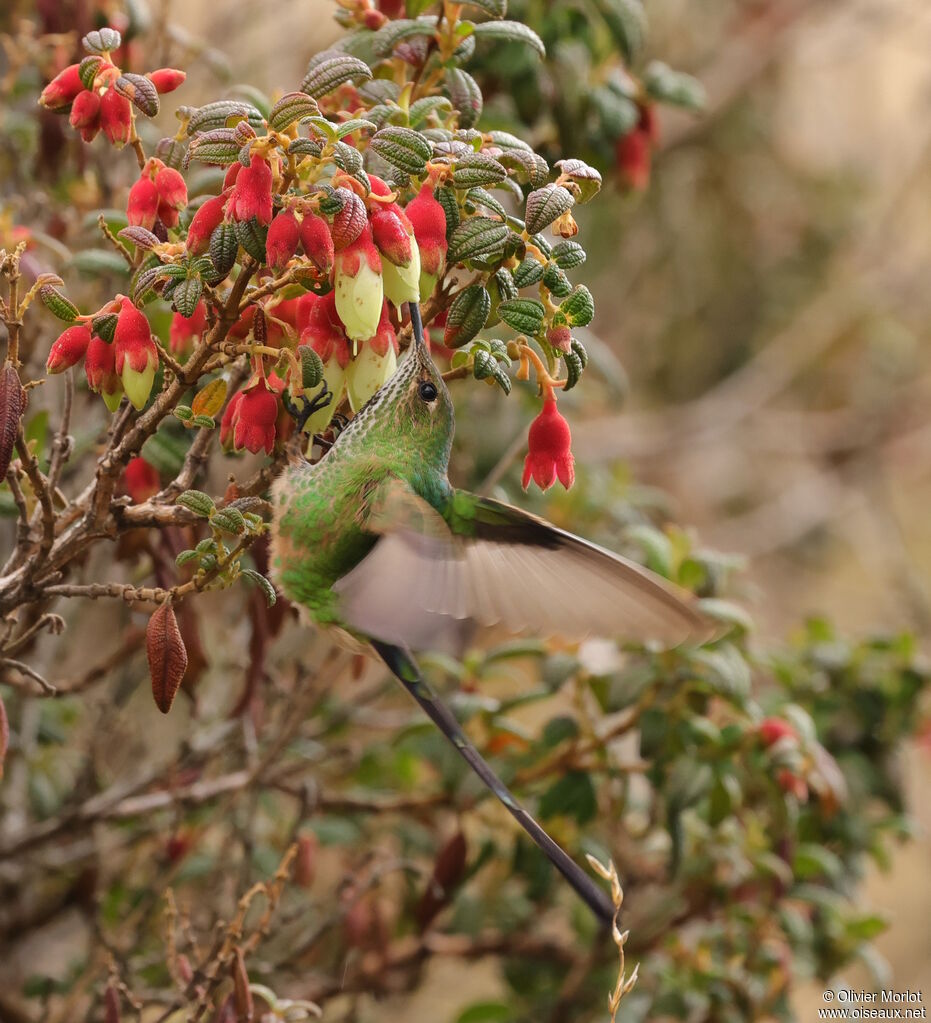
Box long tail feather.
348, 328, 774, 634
371, 639, 615, 926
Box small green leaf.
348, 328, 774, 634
242, 568, 277, 606
301, 53, 372, 99
268, 92, 320, 132
211, 507, 246, 535
209, 222, 239, 279
497, 297, 545, 335
471, 20, 545, 58
512, 258, 544, 288
447, 217, 509, 263
551, 240, 586, 269
525, 184, 574, 235
452, 153, 507, 189
171, 277, 203, 318
644, 61, 706, 111
369, 125, 432, 175
445, 68, 483, 129
445, 286, 491, 348
559, 285, 594, 327
176, 490, 216, 518
38, 285, 78, 322
174, 405, 194, 422
538, 771, 597, 824
299, 347, 324, 388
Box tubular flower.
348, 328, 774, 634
226, 378, 280, 454
185, 190, 230, 253
147, 68, 186, 94
154, 165, 188, 228
69, 89, 102, 142
169, 301, 208, 358
299, 212, 334, 275
47, 324, 92, 373
230, 154, 273, 225
522, 399, 575, 492
266, 209, 300, 272
39, 64, 84, 110
334, 224, 383, 345
615, 104, 658, 191
123, 457, 160, 503
368, 179, 421, 309
346, 303, 398, 411
85, 335, 123, 411
759, 718, 798, 748
404, 183, 447, 303
127, 174, 160, 230
297, 292, 350, 434
99, 87, 132, 147
113, 297, 159, 410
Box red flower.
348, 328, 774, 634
69, 90, 102, 143
123, 457, 160, 503
333, 224, 383, 342
99, 87, 132, 147
522, 399, 575, 492
39, 64, 84, 110
266, 209, 300, 272
777, 768, 808, 802
185, 190, 230, 253
224, 378, 279, 454
759, 718, 798, 748
147, 68, 186, 94
299, 212, 334, 274
299, 292, 350, 367
127, 175, 160, 230
230, 154, 273, 225
169, 301, 208, 357
223, 163, 241, 190
47, 324, 92, 373
154, 165, 188, 228
85, 335, 123, 411
113, 297, 158, 410
615, 105, 658, 191
219, 390, 242, 450
405, 183, 447, 276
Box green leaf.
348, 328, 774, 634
551, 240, 586, 269
453, 153, 507, 189
538, 771, 597, 824
210, 222, 239, 279
592, 0, 647, 64
234, 217, 268, 263
445, 68, 483, 129
793, 843, 844, 882
464, 187, 507, 220
512, 258, 544, 288
242, 568, 277, 606
447, 217, 509, 263
644, 61, 706, 111
542, 263, 571, 298
38, 285, 78, 322
461, 0, 506, 16
176, 490, 215, 518
301, 53, 372, 99
445, 286, 491, 348
559, 285, 594, 327
408, 96, 452, 128
525, 184, 574, 235
369, 125, 433, 175
69, 250, 129, 277
171, 277, 203, 318
267, 92, 320, 131
471, 20, 545, 58
496, 148, 549, 188
540, 715, 579, 748
370, 17, 438, 58
563, 349, 583, 391
211, 507, 246, 535
497, 297, 544, 335
82, 27, 121, 55
299, 347, 324, 388
185, 101, 265, 136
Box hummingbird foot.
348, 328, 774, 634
282, 381, 331, 435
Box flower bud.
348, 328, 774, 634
147, 68, 186, 94
47, 324, 92, 373
127, 175, 159, 230
69, 89, 101, 142
39, 64, 84, 110
99, 87, 132, 148
185, 190, 230, 253
266, 209, 300, 272
226, 378, 279, 454
124, 456, 160, 503
154, 164, 188, 228
169, 301, 208, 358
370, 194, 421, 308
299, 212, 334, 275
334, 224, 383, 344
546, 325, 572, 354
404, 183, 447, 302
113, 298, 159, 410
522, 398, 575, 491
85, 336, 123, 411
230, 154, 273, 226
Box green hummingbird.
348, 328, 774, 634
271, 305, 707, 925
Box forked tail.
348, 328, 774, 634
371, 639, 615, 926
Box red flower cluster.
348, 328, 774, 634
39, 53, 185, 149
128, 158, 188, 231
221, 376, 280, 455
522, 399, 575, 492
47, 296, 160, 412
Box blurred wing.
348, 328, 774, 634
333, 480, 708, 650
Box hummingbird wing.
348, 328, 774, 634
333, 479, 709, 650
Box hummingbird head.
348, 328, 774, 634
336, 304, 454, 471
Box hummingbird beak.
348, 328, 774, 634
408, 302, 428, 359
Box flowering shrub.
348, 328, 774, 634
0, 3, 927, 1022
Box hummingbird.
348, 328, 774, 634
271, 304, 707, 925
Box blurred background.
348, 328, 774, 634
0, 0, 929, 1016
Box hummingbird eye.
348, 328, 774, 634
418, 380, 438, 402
